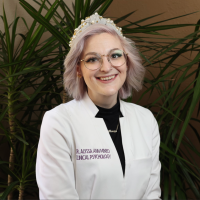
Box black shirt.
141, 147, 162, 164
95, 98, 125, 176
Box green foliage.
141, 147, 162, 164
0, 1, 65, 199
0, 0, 199, 199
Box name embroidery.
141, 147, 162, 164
76, 148, 111, 160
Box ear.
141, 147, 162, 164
76, 64, 82, 75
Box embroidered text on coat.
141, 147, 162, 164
76, 148, 111, 160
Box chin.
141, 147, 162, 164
101, 90, 118, 97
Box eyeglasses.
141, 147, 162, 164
79, 49, 128, 70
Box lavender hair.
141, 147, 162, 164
63, 24, 145, 100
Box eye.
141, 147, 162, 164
85, 57, 99, 63
111, 53, 122, 59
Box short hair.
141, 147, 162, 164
63, 24, 145, 100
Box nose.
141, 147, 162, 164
99, 55, 112, 72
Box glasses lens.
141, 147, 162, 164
109, 49, 126, 67
84, 53, 101, 70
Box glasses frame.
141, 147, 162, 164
79, 49, 128, 71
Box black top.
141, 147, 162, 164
95, 98, 125, 176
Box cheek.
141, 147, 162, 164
121, 65, 128, 77
82, 71, 96, 84
120, 67, 128, 83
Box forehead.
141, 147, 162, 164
82, 33, 122, 56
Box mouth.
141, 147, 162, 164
96, 74, 118, 83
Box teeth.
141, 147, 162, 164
100, 75, 115, 81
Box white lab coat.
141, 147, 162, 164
36, 91, 161, 199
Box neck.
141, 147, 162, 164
88, 90, 118, 109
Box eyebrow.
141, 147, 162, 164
84, 48, 122, 57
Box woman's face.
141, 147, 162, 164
78, 33, 127, 102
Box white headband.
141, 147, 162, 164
69, 12, 125, 47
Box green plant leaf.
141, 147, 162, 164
75, 0, 81, 28
97, 0, 113, 16
0, 181, 19, 200
82, 0, 91, 18
2, 4, 12, 63
114, 11, 135, 24
175, 62, 200, 153
13, 134, 29, 145
20, 91, 31, 100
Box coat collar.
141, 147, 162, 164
81, 91, 126, 118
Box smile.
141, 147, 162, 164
100, 75, 115, 81
96, 74, 118, 83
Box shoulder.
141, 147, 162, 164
44, 99, 79, 118
121, 100, 154, 120
121, 101, 160, 143
40, 100, 79, 138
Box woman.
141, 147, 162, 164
36, 13, 161, 199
